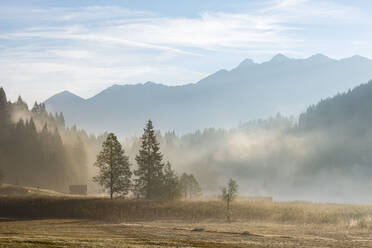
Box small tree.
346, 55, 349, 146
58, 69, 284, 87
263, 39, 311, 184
93, 133, 132, 199
179, 173, 189, 198
180, 173, 202, 198
221, 179, 238, 222
189, 174, 202, 198
134, 120, 165, 200
163, 161, 181, 200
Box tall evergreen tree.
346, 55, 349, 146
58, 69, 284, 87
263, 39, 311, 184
13, 96, 28, 112
134, 120, 165, 200
93, 133, 132, 199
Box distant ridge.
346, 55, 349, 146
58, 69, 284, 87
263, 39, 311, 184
270, 53, 290, 63
45, 54, 372, 135
51, 90, 84, 101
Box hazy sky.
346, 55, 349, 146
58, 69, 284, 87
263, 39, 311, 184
1, 0, 372, 104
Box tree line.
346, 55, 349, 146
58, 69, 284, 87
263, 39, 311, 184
94, 120, 202, 200
0, 87, 101, 191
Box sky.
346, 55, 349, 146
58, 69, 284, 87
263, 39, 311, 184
1, 0, 372, 104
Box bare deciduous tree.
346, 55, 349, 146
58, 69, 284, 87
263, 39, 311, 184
221, 179, 238, 222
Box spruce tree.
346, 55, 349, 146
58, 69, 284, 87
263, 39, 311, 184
93, 133, 132, 199
134, 120, 165, 200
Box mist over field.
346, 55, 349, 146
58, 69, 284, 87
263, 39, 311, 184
41, 56, 372, 203
4, 79, 372, 203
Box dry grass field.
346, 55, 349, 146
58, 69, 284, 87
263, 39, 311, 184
1, 218, 372, 247
1, 187, 372, 247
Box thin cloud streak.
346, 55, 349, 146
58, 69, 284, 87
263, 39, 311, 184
0, 0, 372, 104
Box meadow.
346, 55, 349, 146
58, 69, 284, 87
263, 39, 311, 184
1, 194, 372, 225
2, 184, 372, 247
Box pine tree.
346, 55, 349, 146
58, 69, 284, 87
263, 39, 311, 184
55, 112, 65, 127
93, 133, 132, 199
134, 120, 165, 200
163, 161, 181, 200
14, 96, 28, 112
27, 118, 37, 133
0, 87, 10, 160
0, 87, 10, 127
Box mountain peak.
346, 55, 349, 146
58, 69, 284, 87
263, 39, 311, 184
45, 90, 84, 104
307, 53, 333, 63
343, 55, 371, 62
238, 58, 255, 67
270, 53, 290, 63
144, 81, 157, 86
55, 90, 81, 98
62, 90, 74, 94
309, 53, 328, 59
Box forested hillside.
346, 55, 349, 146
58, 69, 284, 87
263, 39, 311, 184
121, 81, 372, 202
0, 87, 104, 191
299, 80, 372, 132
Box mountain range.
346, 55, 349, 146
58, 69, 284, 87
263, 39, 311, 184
45, 54, 372, 135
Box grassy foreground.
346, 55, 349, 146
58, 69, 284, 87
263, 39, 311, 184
1, 195, 372, 226
1, 217, 372, 247
1, 196, 372, 247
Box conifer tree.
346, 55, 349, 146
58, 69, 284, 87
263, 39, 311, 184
93, 133, 132, 199
0, 87, 9, 152
0, 87, 10, 127
134, 120, 165, 200
0, 87, 100, 190
14, 96, 28, 112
